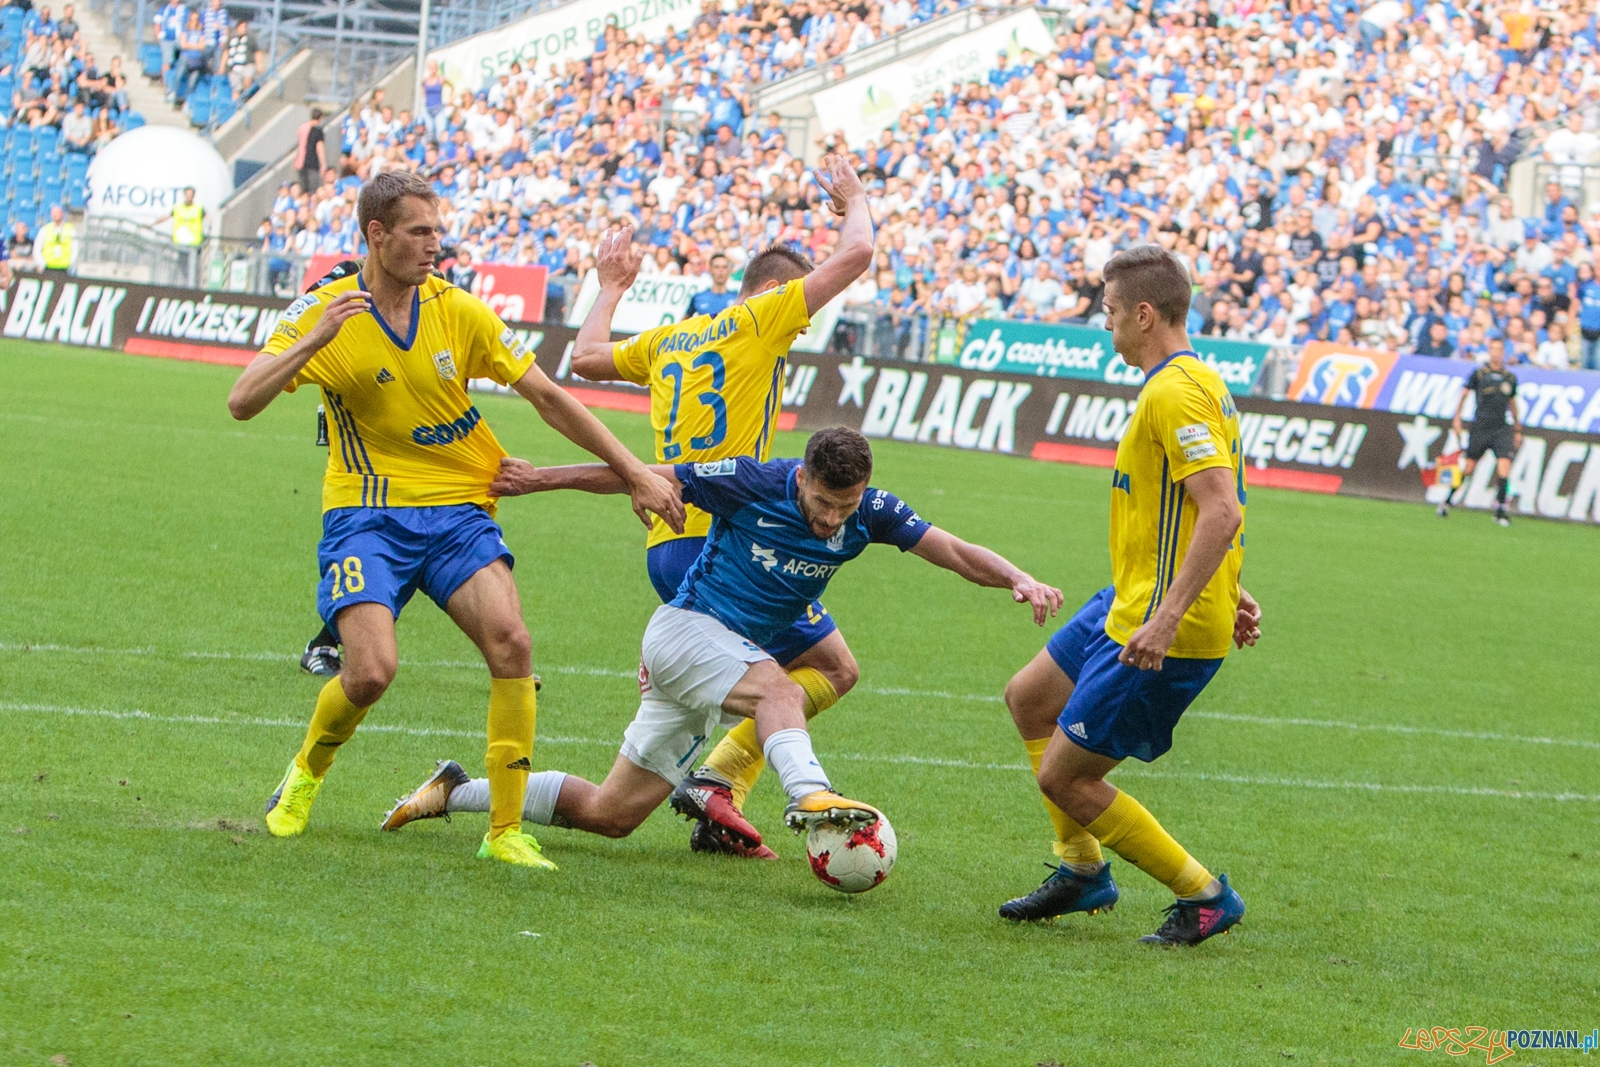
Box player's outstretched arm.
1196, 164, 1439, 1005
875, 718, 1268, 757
226, 290, 369, 420
507, 366, 685, 533
569, 226, 643, 382
802, 155, 875, 316
491, 458, 679, 498
908, 527, 1064, 626
1119, 466, 1242, 671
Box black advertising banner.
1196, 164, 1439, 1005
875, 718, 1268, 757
763, 352, 1600, 526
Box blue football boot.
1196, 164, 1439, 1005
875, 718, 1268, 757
1139, 873, 1246, 946
999, 861, 1119, 922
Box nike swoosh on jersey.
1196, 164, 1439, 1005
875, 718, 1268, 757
756, 517, 784, 528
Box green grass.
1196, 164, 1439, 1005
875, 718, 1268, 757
1, 341, 1597, 1067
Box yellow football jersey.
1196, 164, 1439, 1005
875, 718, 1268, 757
612, 280, 811, 547
1106, 353, 1246, 660
260, 272, 535, 513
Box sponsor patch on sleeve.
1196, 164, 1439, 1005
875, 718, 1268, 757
498, 326, 532, 360
1176, 423, 1211, 446
280, 294, 317, 324
693, 458, 737, 477
1183, 442, 1219, 461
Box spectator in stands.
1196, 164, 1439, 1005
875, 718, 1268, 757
226, 20, 263, 97
60, 99, 90, 151
173, 9, 207, 106
202, 0, 229, 78
153, 0, 184, 86
295, 108, 326, 196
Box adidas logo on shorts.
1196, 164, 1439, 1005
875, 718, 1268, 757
1067, 722, 1088, 740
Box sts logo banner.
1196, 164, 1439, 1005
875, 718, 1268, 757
1287, 343, 1399, 408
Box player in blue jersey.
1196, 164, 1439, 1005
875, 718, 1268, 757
685, 252, 739, 319
382, 428, 1063, 861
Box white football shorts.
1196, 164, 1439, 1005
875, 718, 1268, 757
621, 605, 773, 784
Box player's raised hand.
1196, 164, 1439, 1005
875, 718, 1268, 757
596, 225, 644, 292
628, 468, 686, 534
490, 457, 542, 497
1233, 586, 1262, 649
813, 154, 864, 217
1012, 575, 1064, 627
304, 289, 370, 351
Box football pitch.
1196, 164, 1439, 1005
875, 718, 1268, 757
3, 342, 1598, 1067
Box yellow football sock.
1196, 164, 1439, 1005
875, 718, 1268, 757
484, 676, 537, 840
1024, 737, 1103, 867
295, 676, 371, 779
1085, 789, 1212, 898
704, 667, 839, 809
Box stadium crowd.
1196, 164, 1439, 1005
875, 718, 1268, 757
257, 0, 1600, 369
2, 1, 133, 144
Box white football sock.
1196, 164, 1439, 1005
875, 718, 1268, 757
762, 727, 831, 802
523, 771, 567, 826
446, 777, 489, 813
446, 773, 566, 825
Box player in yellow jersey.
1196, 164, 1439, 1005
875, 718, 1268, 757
225, 171, 684, 868
383, 157, 877, 860
997, 245, 1264, 945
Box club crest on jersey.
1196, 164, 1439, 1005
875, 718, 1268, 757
825, 528, 846, 552
432, 349, 458, 380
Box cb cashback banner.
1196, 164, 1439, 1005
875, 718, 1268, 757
952, 318, 1266, 396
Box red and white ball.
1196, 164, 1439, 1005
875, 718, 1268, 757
806, 812, 897, 893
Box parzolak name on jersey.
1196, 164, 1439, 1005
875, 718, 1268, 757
659, 313, 742, 354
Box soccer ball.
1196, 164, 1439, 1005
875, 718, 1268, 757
805, 812, 897, 893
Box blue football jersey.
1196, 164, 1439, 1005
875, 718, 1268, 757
669, 457, 931, 645
686, 287, 739, 319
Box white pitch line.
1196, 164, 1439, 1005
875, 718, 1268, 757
1187, 710, 1600, 752
5, 701, 1598, 804
6, 639, 1599, 752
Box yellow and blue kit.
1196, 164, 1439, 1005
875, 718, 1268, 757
259, 271, 536, 631
612, 281, 833, 664
1046, 351, 1246, 762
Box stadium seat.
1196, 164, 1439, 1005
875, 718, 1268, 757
65, 154, 87, 182
35, 126, 56, 156
11, 126, 33, 154
0, 9, 20, 40
140, 42, 163, 79
40, 177, 61, 205
13, 178, 33, 204
124, 112, 146, 130
11, 153, 33, 181
67, 178, 85, 209
189, 94, 211, 127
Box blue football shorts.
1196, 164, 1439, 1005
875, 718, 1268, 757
316, 504, 513, 637
1045, 585, 1223, 763
645, 536, 836, 666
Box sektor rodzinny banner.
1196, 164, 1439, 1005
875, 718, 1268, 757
952, 318, 1267, 396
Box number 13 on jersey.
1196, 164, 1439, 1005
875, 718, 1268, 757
659, 351, 727, 460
